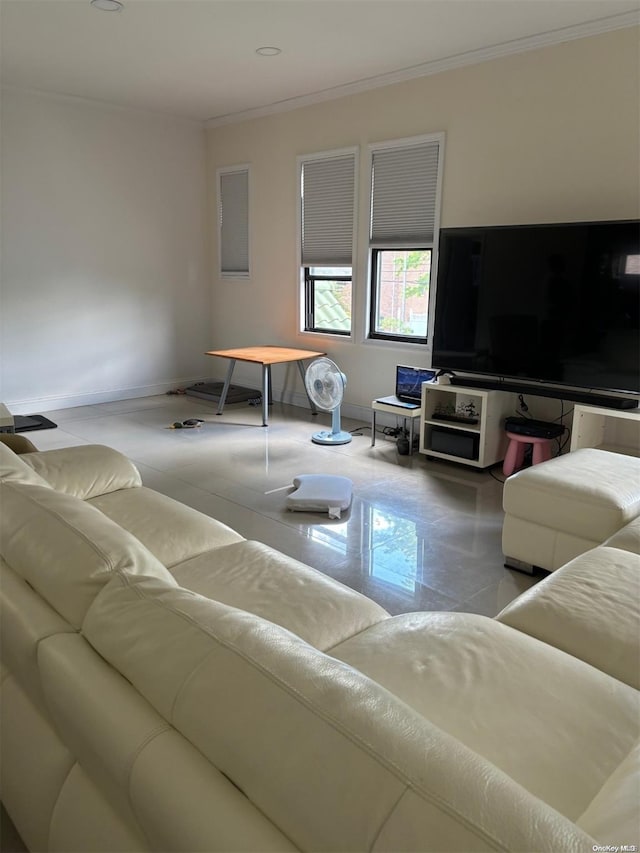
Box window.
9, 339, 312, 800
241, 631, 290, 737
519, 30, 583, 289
299, 149, 357, 335
370, 249, 432, 339
304, 267, 352, 335
368, 135, 443, 343
218, 166, 249, 278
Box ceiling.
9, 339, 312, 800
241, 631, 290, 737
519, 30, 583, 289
1, 0, 638, 125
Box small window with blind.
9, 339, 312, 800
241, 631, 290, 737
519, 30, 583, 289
368, 134, 444, 343
218, 165, 250, 279
299, 149, 357, 336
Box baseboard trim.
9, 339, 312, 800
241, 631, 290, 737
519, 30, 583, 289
6, 383, 408, 430
4, 378, 209, 415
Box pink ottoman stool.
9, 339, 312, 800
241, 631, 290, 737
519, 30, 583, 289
503, 432, 554, 477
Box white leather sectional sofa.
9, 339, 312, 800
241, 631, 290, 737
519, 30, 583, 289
1, 439, 639, 852
502, 447, 640, 573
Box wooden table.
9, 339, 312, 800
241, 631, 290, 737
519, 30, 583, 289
205, 346, 326, 426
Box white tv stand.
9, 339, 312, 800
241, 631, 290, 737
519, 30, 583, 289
570, 404, 640, 457
420, 384, 640, 466
420, 383, 515, 468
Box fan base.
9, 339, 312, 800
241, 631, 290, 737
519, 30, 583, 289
311, 430, 352, 446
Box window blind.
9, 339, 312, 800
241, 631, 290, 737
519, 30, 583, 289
219, 169, 249, 276
370, 141, 441, 247
301, 153, 355, 267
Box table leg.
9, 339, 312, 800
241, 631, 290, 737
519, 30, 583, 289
297, 359, 318, 415
409, 417, 415, 455
267, 365, 273, 404
371, 408, 376, 447
262, 364, 269, 427
216, 359, 236, 415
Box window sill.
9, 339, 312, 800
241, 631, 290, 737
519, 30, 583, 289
297, 329, 354, 344
362, 336, 432, 355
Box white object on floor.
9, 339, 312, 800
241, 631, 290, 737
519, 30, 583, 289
286, 474, 353, 519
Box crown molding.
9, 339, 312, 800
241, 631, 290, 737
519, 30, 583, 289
0, 84, 202, 125
205, 10, 639, 129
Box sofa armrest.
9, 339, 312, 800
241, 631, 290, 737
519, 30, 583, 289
0, 434, 39, 454
22, 445, 142, 499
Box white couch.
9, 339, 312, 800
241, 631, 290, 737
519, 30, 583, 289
1, 440, 639, 853
502, 447, 640, 573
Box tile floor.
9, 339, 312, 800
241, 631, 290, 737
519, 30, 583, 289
24, 394, 539, 616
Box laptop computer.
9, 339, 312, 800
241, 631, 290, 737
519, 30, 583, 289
376, 365, 436, 409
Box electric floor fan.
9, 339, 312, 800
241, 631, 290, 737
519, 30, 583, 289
304, 357, 352, 445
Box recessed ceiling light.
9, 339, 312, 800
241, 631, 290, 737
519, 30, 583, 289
255, 47, 282, 57
91, 0, 124, 11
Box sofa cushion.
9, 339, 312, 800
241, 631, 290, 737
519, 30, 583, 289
497, 546, 640, 689
503, 448, 640, 543
48, 763, 150, 853
576, 740, 640, 844
83, 573, 594, 853
22, 444, 142, 499
171, 540, 389, 650
37, 631, 170, 847
0, 482, 175, 629
0, 674, 75, 853
0, 557, 75, 705
88, 487, 244, 567
0, 440, 51, 488
605, 516, 640, 555
330, 611, 640, 823
0, 434, 38, 454
38, 632, 296, 853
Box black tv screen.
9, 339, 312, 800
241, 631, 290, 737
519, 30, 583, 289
431, 220, 640, 396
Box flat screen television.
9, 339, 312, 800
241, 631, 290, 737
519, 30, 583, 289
431, 219, 640, 406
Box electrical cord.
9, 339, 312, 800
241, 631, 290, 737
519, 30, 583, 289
513, 395, 573, 458
517, 394, 533, 418
558, 428, 572, 454
553, 399, 572, 455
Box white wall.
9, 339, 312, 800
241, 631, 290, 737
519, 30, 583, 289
205, 28, 640, 419
1, 88, 210, 413
2, 29, 638, 419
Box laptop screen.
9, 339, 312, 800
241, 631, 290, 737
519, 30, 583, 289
395, 365, 436, 401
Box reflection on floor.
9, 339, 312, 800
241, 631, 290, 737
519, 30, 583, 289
26, 394, 539, 617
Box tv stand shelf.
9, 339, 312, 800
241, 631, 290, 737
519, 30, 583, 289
570, 404, 640, 457
420, 383, 515, 468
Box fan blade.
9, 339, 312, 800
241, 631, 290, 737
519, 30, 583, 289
305, 357, 345, 412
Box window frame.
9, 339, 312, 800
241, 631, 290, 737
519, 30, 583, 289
303, 267, 352, 336
366, 132, 444, 345
297, 147, 358, 339
217, 164, 251, 280
368, 247, 433, 344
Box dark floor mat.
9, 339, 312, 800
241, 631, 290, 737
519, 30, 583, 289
185, 382, 260, 403
14, 414, 58, 432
